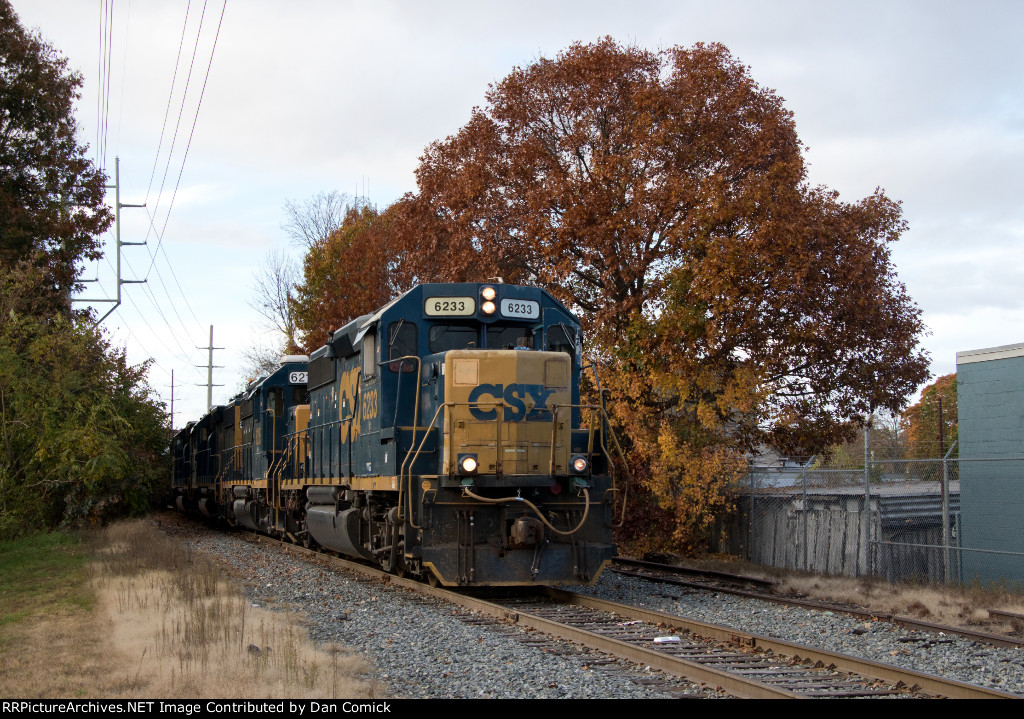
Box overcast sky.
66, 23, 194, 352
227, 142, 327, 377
11, 0, 1024, 426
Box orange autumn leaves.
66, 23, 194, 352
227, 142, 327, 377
289, 39, 929, 552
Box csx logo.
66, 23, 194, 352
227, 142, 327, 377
468, 383, 555, 422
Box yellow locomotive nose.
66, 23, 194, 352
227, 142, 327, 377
444, 349, 571, 479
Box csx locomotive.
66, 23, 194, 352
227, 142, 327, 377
171, 282, 627, 586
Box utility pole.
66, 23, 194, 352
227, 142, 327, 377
196, 325, 224, 411
170, 369, 175, 431
861, 414, 872, 576
75, 156, 147, 324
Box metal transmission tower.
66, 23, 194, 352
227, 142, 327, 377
74, 156, 148, 323
196, 325, 224, 411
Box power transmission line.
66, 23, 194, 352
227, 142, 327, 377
144, 0, 227, 278
145, 0, 193, 202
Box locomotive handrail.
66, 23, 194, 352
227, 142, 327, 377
223, 441, 249, 484
268, 432, 302, 530
267, 431, 293, 484
284, 426, 310, 481
594, 403, 630, 529
392, 354, 423, 523
213, 449, 236, 485
398, 398, 519, 527
400, 401, 452, 528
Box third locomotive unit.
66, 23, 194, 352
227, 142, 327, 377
172, 282, 627, 586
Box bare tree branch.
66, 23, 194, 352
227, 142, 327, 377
239, 341, 285, 386
249, 247, 300, 352
281, 190, 353, 250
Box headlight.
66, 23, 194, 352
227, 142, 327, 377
481, 300, 496, 315
572, 455, 589, 473
481, 286, 496, 301
459, 454, 478, 474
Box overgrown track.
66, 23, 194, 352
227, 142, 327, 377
248, 535, 1017, 699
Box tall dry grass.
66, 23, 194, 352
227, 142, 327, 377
3, 520, 385, 699
776, 572, 1024, 627
681, 552, 1024, 631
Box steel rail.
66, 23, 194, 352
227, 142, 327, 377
545, 588, 1019, 700
251, 535, 1013, 699
612, 557, 776, 589
264, 538, 799, 699
612, 564, 1024, 650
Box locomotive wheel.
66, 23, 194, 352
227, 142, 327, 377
426, 570, 440, 588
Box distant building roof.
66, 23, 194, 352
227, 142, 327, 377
957, 341, 1024, 365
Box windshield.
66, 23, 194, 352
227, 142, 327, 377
429, 324, 478, 353
486, 324, 535, 350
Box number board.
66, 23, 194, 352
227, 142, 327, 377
500, 299, 540, 320
424, 297, 476, 316
288, 371, 308, 384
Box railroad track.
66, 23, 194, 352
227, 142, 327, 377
247, 535, 1017, 699
613, 557, 1024, 651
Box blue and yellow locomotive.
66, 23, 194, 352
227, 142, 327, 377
172, 282, 627, 586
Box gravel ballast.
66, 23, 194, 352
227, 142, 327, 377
184, 528, 695, 699
179, 525, 1024, 698
567, 575, 1024, 696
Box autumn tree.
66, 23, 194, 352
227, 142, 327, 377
291, 205, 396, 353
0, 5, 168, 535
1, 262, 169, 536
395, 38, 930, 551
0, 0, 111, 311
902, 374, 957, 459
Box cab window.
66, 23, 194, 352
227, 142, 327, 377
388, 321, 418, 372
428, 324, 477, 353
362, 328, 377, 378
269, 387, 284, 416
486, 324, 534, 350
547, 325, 575, 356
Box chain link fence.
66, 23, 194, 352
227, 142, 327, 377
712, 451, 1024, 587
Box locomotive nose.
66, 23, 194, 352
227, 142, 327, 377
444, 349, 571, 479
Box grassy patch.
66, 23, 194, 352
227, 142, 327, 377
1, 518, 384, 699
0, 531, 92, 629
